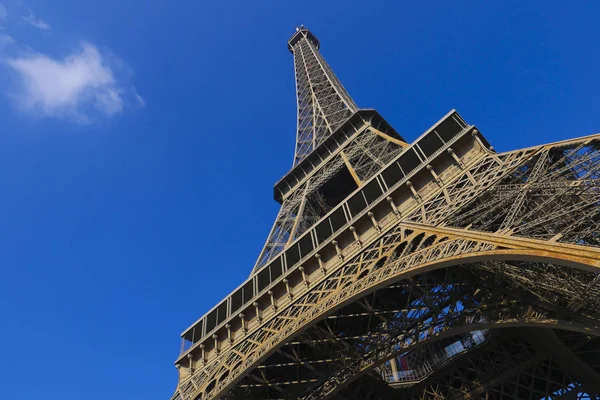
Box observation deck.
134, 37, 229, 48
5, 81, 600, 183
287, 26, 320, 52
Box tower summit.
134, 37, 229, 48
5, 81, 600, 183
288, 26, 320, 52
170, 27, 600, 400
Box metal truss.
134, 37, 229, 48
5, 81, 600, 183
172, 216, 600, 399
173, 132, 600, 400
397, 329, 599, 400
437, 138, 600, 246
253, 122, 405, 271
252, 27, 408, 271
290, 27, 358, 165
169, 27, 600, 400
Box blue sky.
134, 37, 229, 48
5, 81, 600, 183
0, 1, 598, 398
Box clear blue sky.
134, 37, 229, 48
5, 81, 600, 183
0, 1, 598, 398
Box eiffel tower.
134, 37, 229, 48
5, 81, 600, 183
170, 27, 600, 400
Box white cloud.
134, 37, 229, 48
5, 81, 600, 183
6, 42, 140, 121
22, 10, 50, 31
0, 3, 142, 123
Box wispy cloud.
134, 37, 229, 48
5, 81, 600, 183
135, 93, 145, 107
6, 42, 142, 122
0, 3, 7, 22
22, 10, 50, 31
0, 32, 15, 50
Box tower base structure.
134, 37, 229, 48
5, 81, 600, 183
169, 28, 600, 400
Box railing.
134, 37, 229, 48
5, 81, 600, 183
381, 330, 488, 385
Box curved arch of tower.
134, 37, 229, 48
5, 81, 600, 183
170, 27, 600, 400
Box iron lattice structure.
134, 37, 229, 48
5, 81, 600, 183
170, 27, 600, 400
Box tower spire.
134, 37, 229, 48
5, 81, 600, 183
288, 27, 358, 165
